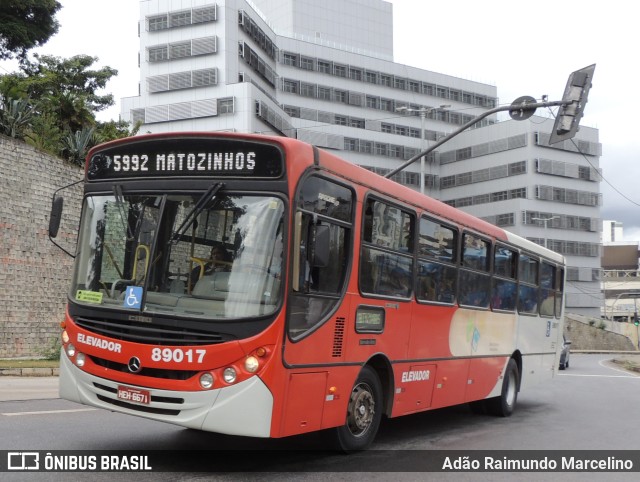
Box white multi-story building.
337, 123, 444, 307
121, 0, 602, 316
603, 220, 624, 243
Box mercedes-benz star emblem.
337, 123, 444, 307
128, 357, 142, 373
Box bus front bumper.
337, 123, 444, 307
59, 352, 273, 437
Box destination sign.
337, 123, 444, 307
86, 137, 284, 180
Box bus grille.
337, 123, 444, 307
75, 316, 231, 346
89, 356, 199, 380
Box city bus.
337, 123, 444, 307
50, 132, 565, 451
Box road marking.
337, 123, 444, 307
598, 358, 640, 376
558, 373, 640, 379
1, 408, 98, 417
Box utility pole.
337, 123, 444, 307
396, 104, 450, 194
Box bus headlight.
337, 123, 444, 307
223, 367, 237, 384
244, 356, 259, 373
61, 330, 69, 344
66, 343, 76, 357
76, 352, 86, 367
199, 372, 214, 389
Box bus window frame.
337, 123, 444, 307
458, 230, 492, 310
416, 214, 459, 306
287, 171, 356, 342
517, 251, 540, 316
358, 193, 416, 301
539, 260, 558, 318
491, 243, 518, 313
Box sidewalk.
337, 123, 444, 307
0, 376, 59, 401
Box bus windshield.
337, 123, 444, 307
71, 191, 285, 320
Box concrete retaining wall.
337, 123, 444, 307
0, 135, 82, 358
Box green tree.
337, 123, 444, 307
0, 0, 61, 61
0, 54, 136, 162
12, 54, 118, 116
96, 119, 142, 144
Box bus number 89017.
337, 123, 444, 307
151, 348, 207, 364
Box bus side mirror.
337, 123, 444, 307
49, 196, 64, 239
312, 224, 330, 268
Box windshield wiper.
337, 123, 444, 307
169, 182, 224, 245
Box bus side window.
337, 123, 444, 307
518, 254, 539, 314
458, 233, 490, 308
539, 262, 556, 316
492, 246, 517, 311
360, 198, 414, 299
289, 175, 353, 340
416, 217, 457, 304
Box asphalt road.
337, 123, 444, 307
1, 354, 640, 480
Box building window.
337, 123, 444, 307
148, 46, 168, 62
218, 97, 234, 114
509, 188, 526, 199
380, 98, 394, 112
148, 15, 168, 31
300, 83, 316, 97
333, 90, 347, 103
283, 79, 299, 94
349, 68, 362, 81
365, 71, 378, 83
300, 57, 314, 70
334, 115, 347, 126
345, 138, 358, 151
349, 118, 365, 129
394, 77, 406, 90
333, 64, 347, 77
317, 60, 331, 74
170, 42, 191, 59
283, 53, 297, 66
318, 86, 331, 101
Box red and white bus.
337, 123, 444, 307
52, 132, 565, 451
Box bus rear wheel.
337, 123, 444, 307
486, 358, 519, 417
334, 366, 383, 452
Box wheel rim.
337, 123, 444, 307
346, 382, 375, 437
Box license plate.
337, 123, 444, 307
117, 385, 151, 405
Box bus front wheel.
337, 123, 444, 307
334, 366, 383, 452
486, 358, 519, 417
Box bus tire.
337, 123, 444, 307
334, 366, 383, 452
486, 358, 519, 417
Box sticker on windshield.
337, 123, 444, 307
124, 286, 143, 309
76, 290, 103, 304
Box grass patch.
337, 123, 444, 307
612, 358, 640, 373
0, 359, 60, 369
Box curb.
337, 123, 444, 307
0, 367, 60, 377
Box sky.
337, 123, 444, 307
2, 0, 639, 240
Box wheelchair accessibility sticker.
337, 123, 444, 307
124, 286, 143, 309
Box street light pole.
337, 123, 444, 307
396, 104, 450, 195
